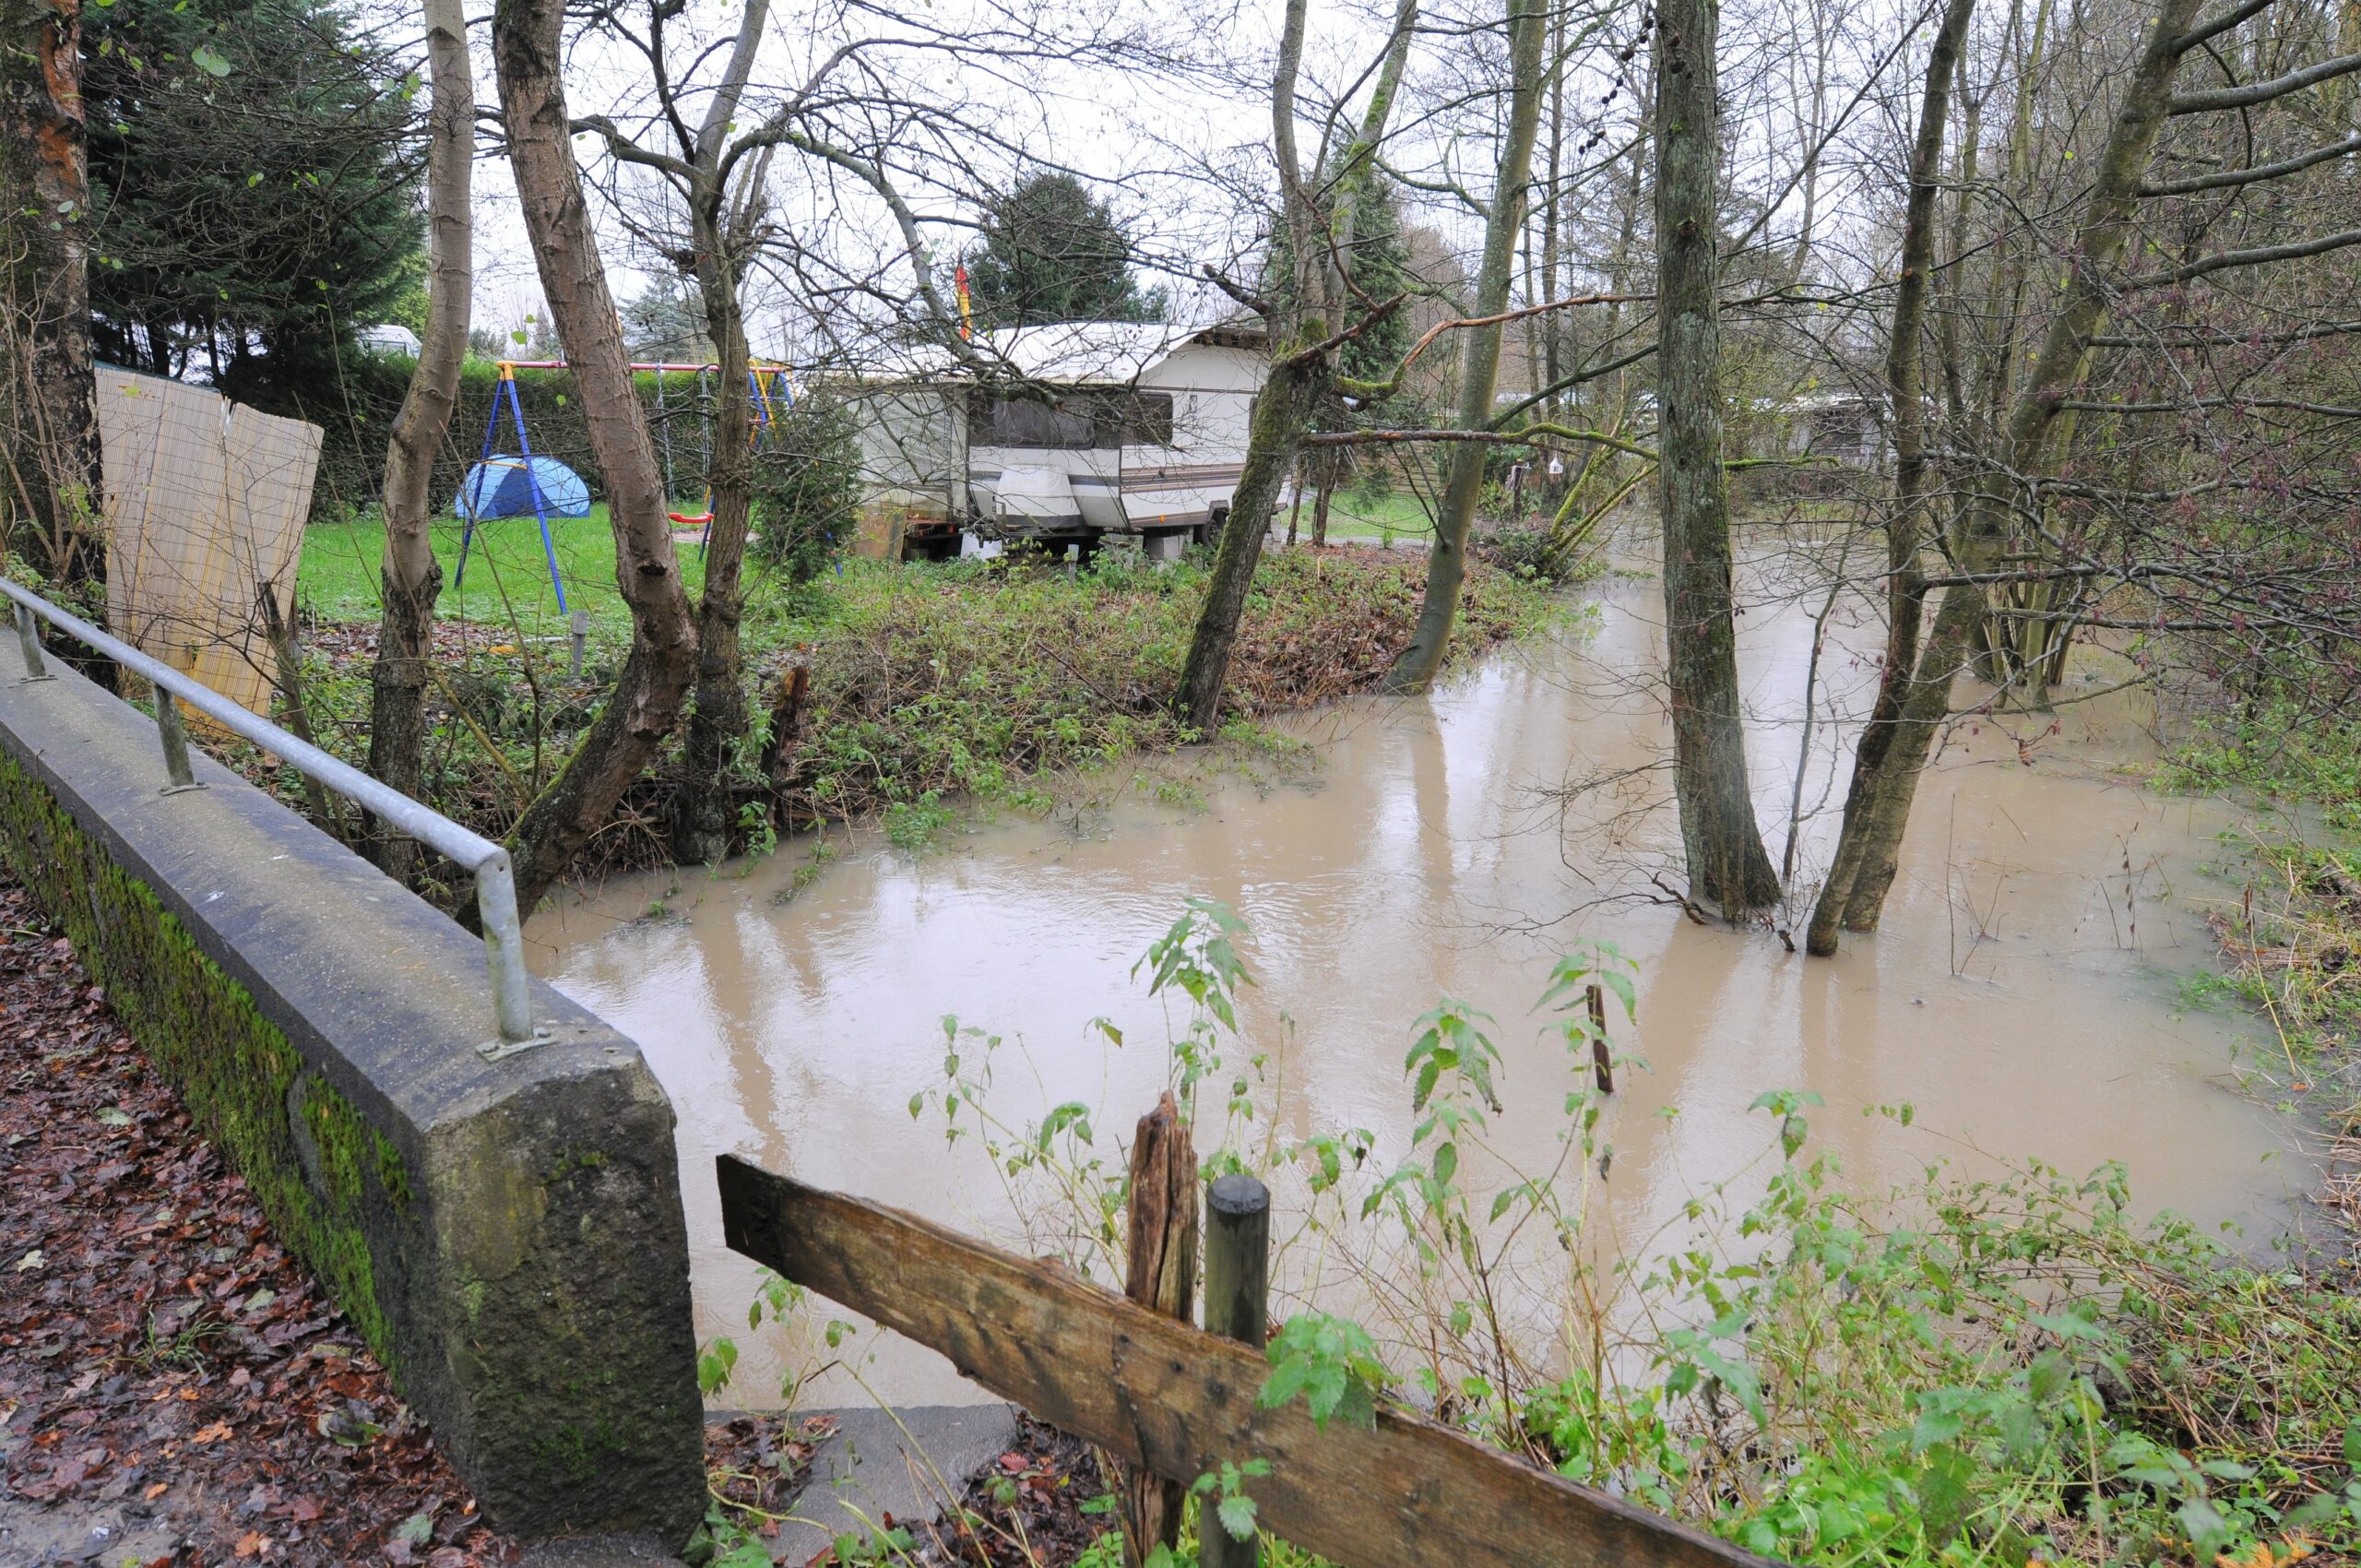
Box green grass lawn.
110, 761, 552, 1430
296, 497, 1452, 638
299, 505, 710, 642
1308, 491, 1438, 542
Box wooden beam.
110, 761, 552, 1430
718, 1156, 1779, 1568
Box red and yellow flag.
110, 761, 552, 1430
955, 263, 973, 341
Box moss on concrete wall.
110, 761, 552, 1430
0, 751, 403, 1361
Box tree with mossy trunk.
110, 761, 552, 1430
1807, 0, 2204, 954
366, 0, 470, 881
491, 0, 699, 921
1177, 0, 1419, 733
1380, 0, 1548, 695
0, 0, 104, 594
570, 0, 779, 866
1647, 0, 1782, 918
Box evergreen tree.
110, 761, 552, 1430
621, 275, 715, 362
1267, 165, 1418, 387
963, 172, 1161, 327
81, 0, 423, 410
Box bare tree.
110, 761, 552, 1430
1809, 0, 2201, 952
573, 0, 777, 864
1176, 0, 1418, 732
1382, 0, 1549, 692
366, 0, 471, 877
492, 0, 700, 919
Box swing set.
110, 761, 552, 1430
453, 359, 796, 612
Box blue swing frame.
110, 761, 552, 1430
694, 364, 797, 551
454, 366, 570, 614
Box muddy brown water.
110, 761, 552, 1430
527, 532, 2316, 1407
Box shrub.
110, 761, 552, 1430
748, 397, 862, 587
1476, 523, 1580, 584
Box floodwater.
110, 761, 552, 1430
525, 527, 2317, 1407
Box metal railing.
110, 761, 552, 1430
1, 577, 541, 1056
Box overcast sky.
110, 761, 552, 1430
431, 0, 1920, 360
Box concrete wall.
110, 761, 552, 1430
0, 650, 704, 1544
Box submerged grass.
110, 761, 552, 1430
2201, 832, 2361, 1241
2160, 703, 2361, 836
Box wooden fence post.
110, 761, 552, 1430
1123, 1092, 1198, 1567
1200, 1173, 1270, 1568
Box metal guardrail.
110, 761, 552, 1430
0, 577, 541, 1056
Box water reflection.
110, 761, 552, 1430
528, 535, 2313, 1406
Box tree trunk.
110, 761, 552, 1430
673, 235, 754, 865
1175, 0, 1417, 731
1177, 357, 1328, 731
1650, 0, 1782, 917
1807, 0, 2201, 954
492, 0, 698, 920
1810, 0, 1975, 909
1382, 0, 1548, 693
366, 0, 471, 878
1, 0, 104, 594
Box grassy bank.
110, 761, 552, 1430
2161, 704, 2361, 836
280, 528, 1565, 880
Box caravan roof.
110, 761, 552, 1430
859, 320, 1266, 388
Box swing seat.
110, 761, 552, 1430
668, 510, 713, 528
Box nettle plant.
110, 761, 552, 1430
718, 903, 2361, 1568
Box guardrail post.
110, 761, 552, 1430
152, 691, 204, 793
14, 604, 53, 681
1201, 1172, 1270, 1568
472, 851, 541, 1053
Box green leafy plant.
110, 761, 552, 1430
1260, 1314, 1389, 1432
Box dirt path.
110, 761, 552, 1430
0, 882, 516, 1567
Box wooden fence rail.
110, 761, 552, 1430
717, 1155, 1777, 1568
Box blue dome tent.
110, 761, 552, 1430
457, 456, 591, 520
454, 366, 583, 612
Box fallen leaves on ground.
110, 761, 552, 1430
0, 882, 517, 1565
924, 1414, 1113, 1568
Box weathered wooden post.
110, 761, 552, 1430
1586, 983, 1614, 1095
1201, 1172, 1270, 1568
1123, 1093, 1198, 1566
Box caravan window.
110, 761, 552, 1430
967, 390, 1176, 449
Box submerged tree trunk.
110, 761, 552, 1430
1383, 0, 1548, 692
673, 237, 754, 864
492, 0, 698, 919
367, 0, 472, 877
1803, 0, 1975, 911
1807, 0, 2201, 954
1651, 0, 1782, 917
1, 0, 104, 593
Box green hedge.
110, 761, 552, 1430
291, 356, 724, 521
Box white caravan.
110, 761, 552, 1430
844, 321, 1268, 561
